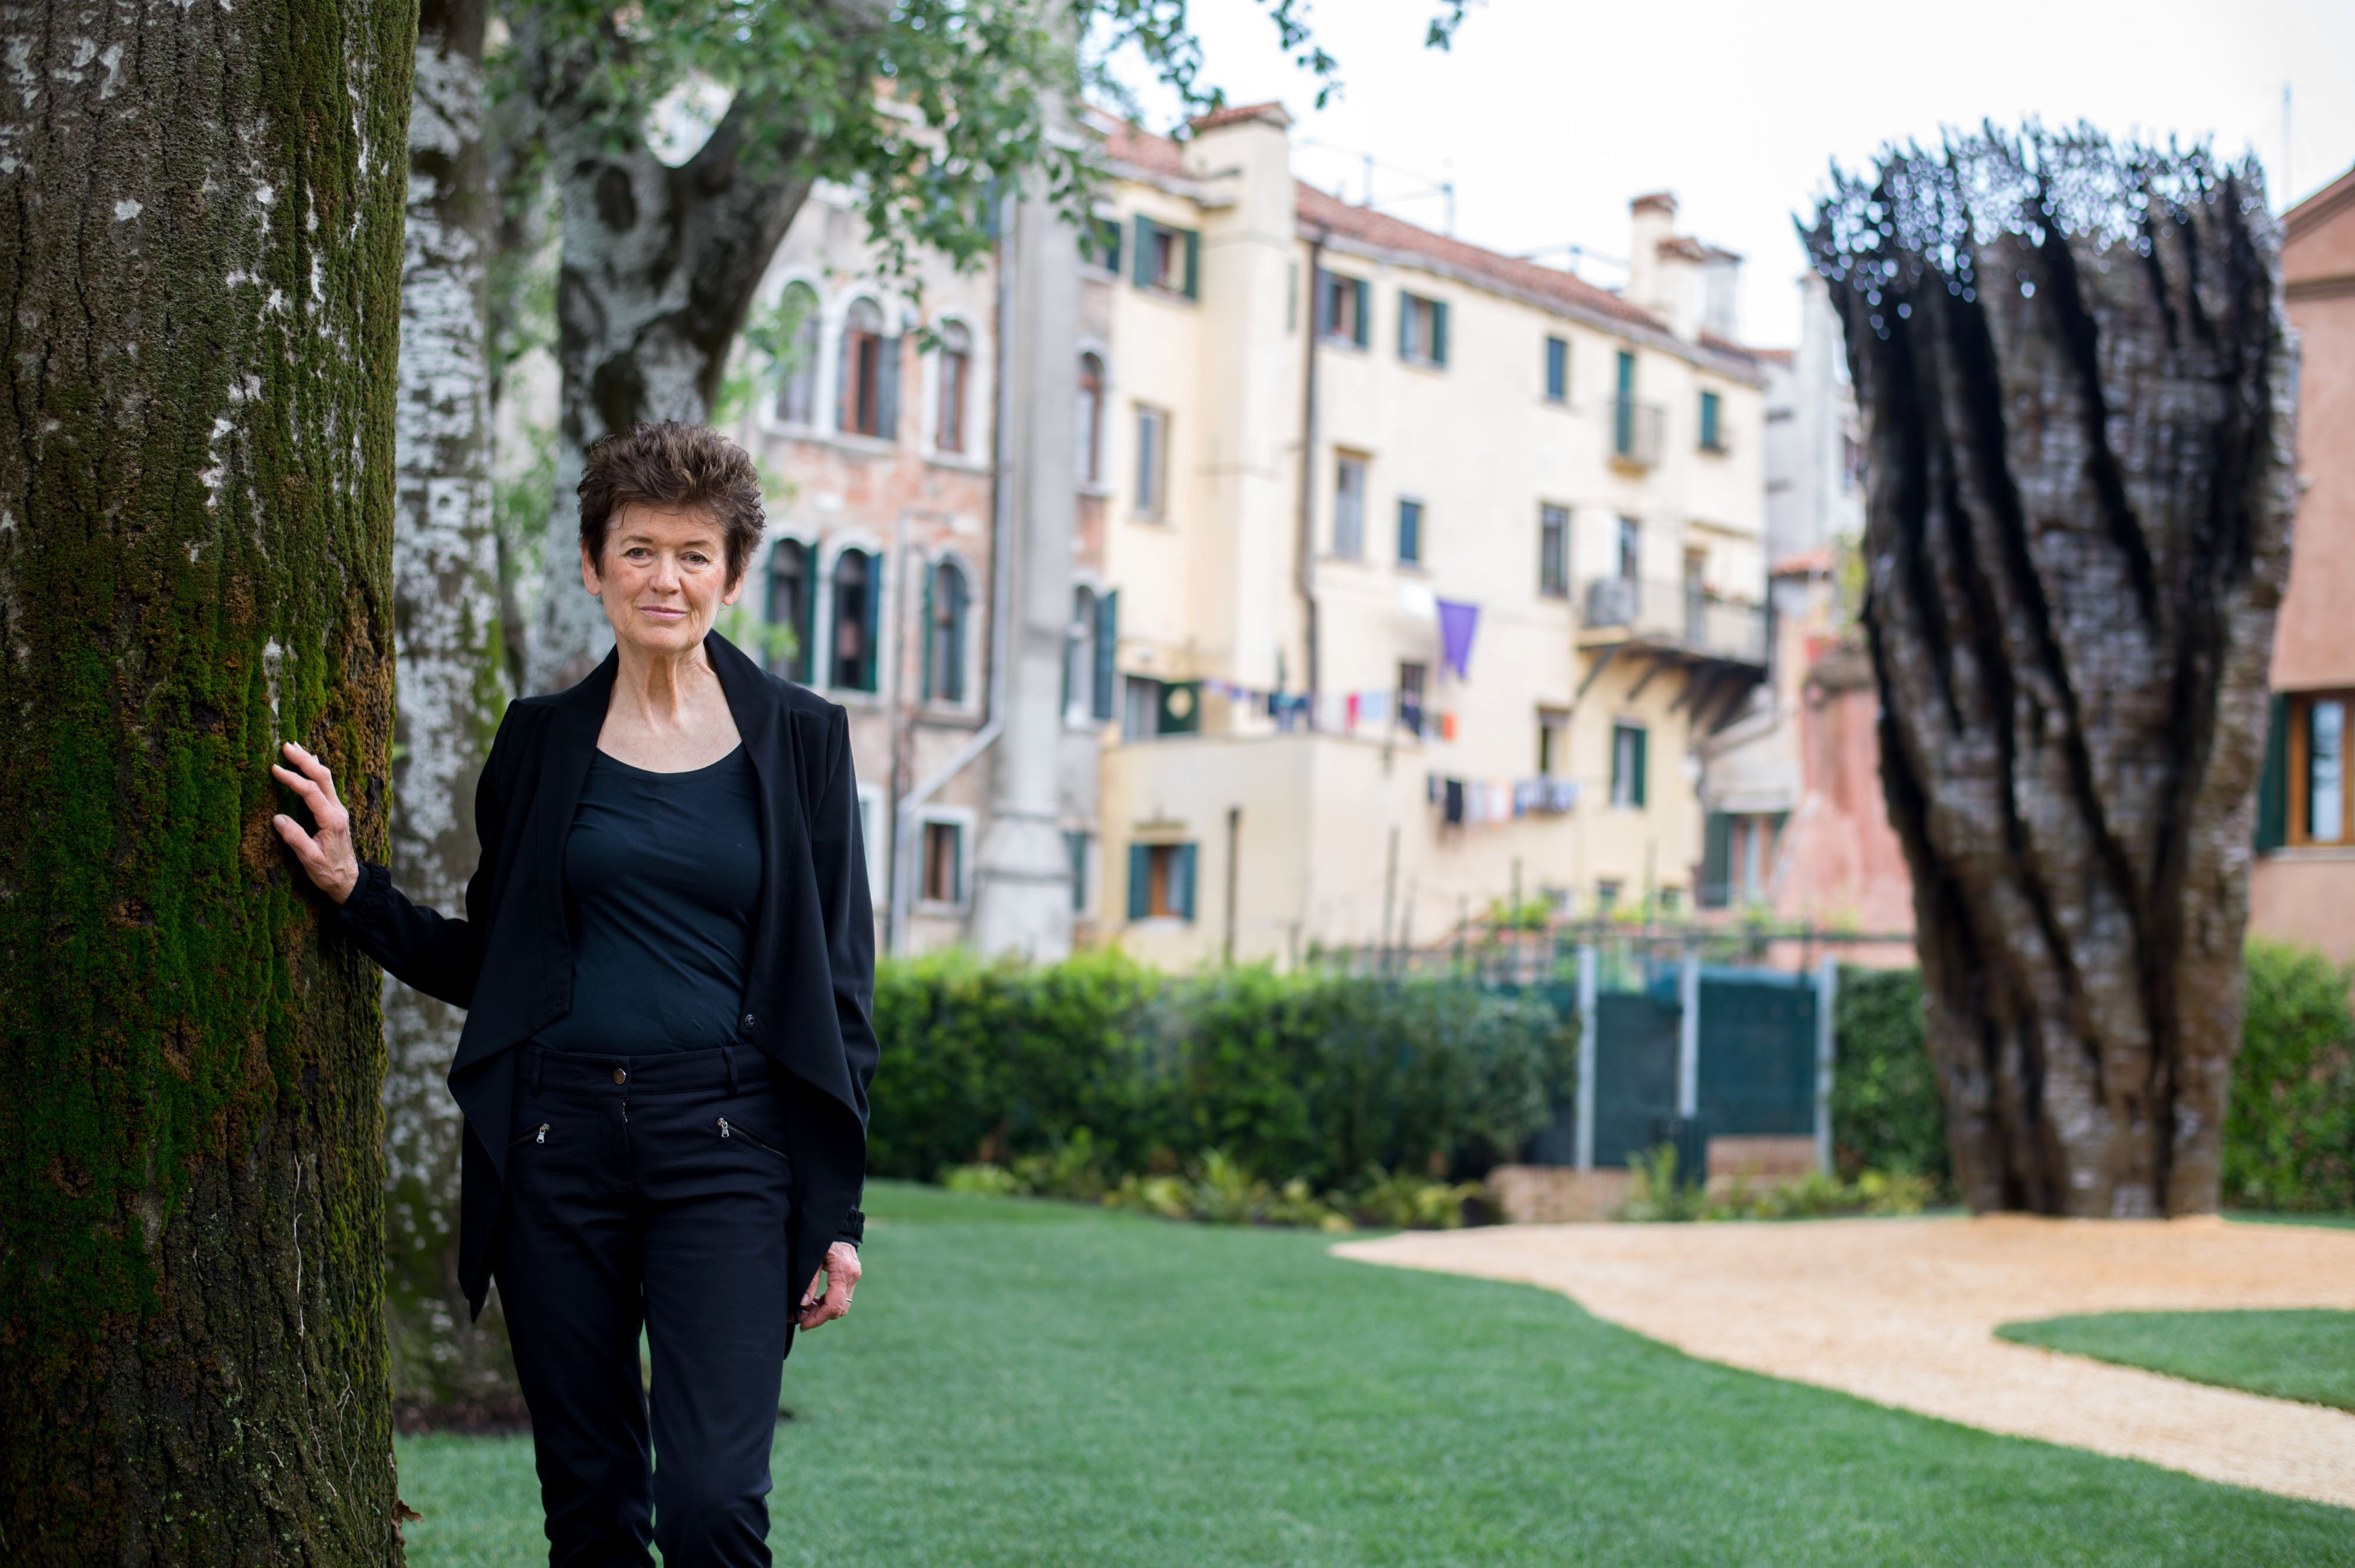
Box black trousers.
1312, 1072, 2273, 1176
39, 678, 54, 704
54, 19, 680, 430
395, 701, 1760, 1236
497, 1043, 798, 1567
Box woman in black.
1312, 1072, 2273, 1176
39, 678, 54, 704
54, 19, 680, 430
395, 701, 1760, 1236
271, 423, 877, 1567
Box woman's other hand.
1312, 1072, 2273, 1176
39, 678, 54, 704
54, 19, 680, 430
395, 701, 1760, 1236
798, 1241, 861, 1331
270, 741, 360, 904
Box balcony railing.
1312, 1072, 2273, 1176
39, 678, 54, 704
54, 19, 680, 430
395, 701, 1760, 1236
1580, 575, 1766, 665
1610, 397, 1665, 469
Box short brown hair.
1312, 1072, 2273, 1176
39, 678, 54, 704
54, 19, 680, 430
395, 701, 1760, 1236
577, 422, 765, 586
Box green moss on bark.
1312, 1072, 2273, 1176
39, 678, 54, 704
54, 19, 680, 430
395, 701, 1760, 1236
0, 0, 416, 1559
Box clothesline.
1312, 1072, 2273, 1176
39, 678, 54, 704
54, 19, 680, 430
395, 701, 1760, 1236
1429, 773, 1580, 827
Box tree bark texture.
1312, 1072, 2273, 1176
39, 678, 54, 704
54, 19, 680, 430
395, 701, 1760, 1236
0, 0, 413, 1558
516, 29, 813, 691
1806, 136, 2296, 1217
387, 0, 520, 1423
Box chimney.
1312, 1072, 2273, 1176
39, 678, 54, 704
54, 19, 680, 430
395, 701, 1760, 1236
1626, 191, 1677, 318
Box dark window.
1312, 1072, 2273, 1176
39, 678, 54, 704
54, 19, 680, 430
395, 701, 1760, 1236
924, 559, 968, 702
1399, 293, 1448, 367
838, 299, 897, 438
1539, 504, 1570, 596
773, 281, 821, 425
1092, 589, 1119, 722
1544, 336, 1569, 402
1396, 498, 1423, 566
1332, 454, 1366, 558
1083, 216, 1122, 275
1316, 270, 1369, 347
830, 548, 878, 692
1127, 841, 1198, 921
1699, 389, 1724, 453
1538, 711, 1567, 777
935, 320, 971, 454
1132, 216, 1199, 297
1076, 353, 1106, 484
764, 539, 812, 682
1610, 722, 1647, 810
1398, 661, 1427, 735
921, 819, 963, 904
1617, 515, 1641, 582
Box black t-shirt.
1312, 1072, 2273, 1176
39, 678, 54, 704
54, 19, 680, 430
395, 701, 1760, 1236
530, 744, 764, 1054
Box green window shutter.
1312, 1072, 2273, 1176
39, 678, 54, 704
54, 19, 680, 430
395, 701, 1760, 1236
1702, 812, 1732, 907
2256, 694, 2288, 850
1182, 228, 1199, 299
1632, 726, 1648, 807
1128, 844, 1150, 920
1093, 589, 1119, 722
1352, 279, 1369, 347
921, 565, 936, 699
1133, 216, 1156, 289
1432, 300, 1448, 366
1616, 349, 1635, 397
1399, 294, 1414, 360
1174, 843, 1198, 921
863, 558, 883, 692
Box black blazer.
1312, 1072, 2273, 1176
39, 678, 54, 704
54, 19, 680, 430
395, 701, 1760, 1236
334, 629, 878, 1325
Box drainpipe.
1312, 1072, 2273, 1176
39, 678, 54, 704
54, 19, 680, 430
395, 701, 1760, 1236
890, 197, 1017, 955
1295, 230, 1325, 716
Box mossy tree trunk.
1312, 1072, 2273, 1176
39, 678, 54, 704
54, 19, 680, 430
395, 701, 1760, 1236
387, 0, 520, 1426
0, 0, 414, 1557
1806, 132, 2296, 1217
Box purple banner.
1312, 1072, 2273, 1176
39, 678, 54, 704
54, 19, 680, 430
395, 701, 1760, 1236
1437, 598, 1480, 679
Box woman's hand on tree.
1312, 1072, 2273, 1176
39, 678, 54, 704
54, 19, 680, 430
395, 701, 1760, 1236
798, 1241, 860, 1331
270, 741, 360, 905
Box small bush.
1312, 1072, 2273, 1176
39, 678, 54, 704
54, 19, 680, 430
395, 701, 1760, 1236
2225, 942, 2355, 1213
1830, 966, 1948, 1186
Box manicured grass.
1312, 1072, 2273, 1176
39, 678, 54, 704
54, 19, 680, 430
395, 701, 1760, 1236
399, 1184, 2353, 1566
1997, 1310, 2355, 1413
2228, 1210, 2355, 1231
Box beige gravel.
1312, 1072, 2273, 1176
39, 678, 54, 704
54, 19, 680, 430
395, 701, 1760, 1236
1335, 1215, 2355, 1510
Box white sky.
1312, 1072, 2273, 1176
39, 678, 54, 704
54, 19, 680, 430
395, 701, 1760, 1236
1107, 0, 2355, 347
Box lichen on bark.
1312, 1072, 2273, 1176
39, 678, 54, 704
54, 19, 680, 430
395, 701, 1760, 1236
0, 0, 415, 1556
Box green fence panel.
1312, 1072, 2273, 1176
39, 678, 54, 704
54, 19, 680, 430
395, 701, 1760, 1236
1696, 970, 1817, 1136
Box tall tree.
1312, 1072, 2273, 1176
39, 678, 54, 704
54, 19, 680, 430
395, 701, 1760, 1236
388, 0, 523, 1420
1804, 128, 2296, 1217
0, 0, 414, 1556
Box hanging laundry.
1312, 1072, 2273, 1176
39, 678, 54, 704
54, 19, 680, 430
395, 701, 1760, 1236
1436, 599, 1480, 679
1360, 689, 1391, 727
1437, 712, 1458, 742
1443, 778, 1465, 826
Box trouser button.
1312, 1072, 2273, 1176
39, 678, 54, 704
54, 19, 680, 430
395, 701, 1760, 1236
612, 1067, 627, 1085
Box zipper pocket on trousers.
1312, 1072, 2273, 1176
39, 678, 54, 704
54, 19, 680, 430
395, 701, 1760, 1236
509, 1122, 549, 1148
717, 1117, 787, 1159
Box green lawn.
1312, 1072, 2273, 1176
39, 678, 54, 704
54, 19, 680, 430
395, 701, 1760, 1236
1997, 1309, 2355, 1413
398, 1184, 2353, 1566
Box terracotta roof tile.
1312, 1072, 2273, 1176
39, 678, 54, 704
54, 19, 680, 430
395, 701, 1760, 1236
1188, 101, 1292, 133
1294, 181, 1659, 330
1099, 117, 1188, 180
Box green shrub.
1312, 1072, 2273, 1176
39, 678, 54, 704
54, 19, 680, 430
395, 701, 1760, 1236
868, 954, 1570, 1200
2225, 942, 2355, 1213
1830, 966, 1948, 1186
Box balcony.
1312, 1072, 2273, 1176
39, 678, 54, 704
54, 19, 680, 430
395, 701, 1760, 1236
1609, 397, 1665, 470
1580, 576, 1767, 667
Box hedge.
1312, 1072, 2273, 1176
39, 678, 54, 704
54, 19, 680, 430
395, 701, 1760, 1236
1827, 946, 2355, 1211
868, 950, 1575, 1189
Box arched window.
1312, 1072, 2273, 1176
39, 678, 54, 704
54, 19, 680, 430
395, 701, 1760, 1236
924, 559, 970, 703
772, 281, 821, 426
935, 320, 972, 455
1075, 352, 1105, 484
831, 548, 879, 692
838, 299, 894, 439
765, 538, 812, 681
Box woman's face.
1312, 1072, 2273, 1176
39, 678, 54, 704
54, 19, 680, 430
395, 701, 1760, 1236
581, 503, 743, 658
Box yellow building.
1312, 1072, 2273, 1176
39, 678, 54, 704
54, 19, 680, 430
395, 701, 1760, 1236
1083, 107, 1770, 966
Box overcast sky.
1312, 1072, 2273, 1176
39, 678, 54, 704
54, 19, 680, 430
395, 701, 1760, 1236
1106, 0, 2354, 347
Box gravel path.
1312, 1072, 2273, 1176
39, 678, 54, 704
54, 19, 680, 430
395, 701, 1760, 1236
1335, 1215, 2355, 1509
